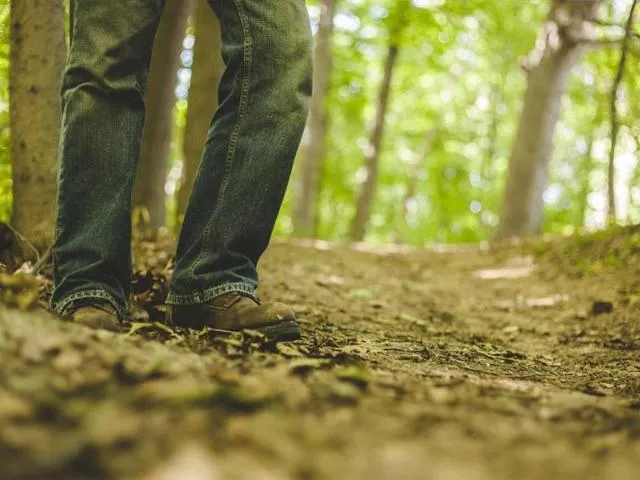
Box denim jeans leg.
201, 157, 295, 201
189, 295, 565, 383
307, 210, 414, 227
166, 0, 313, 305
50, 0, 164, 320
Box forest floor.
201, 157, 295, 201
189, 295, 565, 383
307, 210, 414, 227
2, 228, 640, 479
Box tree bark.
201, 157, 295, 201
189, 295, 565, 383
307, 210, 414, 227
292, 0, 337, 238
350, 43, 399, 242
9, 0, 66, 255
606, 0, 637, 223
175, 0, 223, 227
133, 0, 193, 229
496, 0, 603, 239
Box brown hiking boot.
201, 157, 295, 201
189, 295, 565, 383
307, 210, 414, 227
64, 301, 122, 332
166, 292, 300, 342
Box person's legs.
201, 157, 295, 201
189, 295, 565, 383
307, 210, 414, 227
167, 0, 313, 306
50, 0, 164, 320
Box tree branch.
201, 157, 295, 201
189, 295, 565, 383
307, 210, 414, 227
585, 37, 624, 46
593, 19, 625, 28
582, 31, 640, 48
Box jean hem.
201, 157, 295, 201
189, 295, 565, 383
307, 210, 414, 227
51, 289, 127, 321
165, 282, 257, 305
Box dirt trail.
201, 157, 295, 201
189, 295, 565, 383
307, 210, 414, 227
1, 239, 640, 479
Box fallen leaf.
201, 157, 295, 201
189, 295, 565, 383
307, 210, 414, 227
15, 289, 40, 310
276, 343, 304, 358
213, 384, 278, 411
127, 322, 155, 336
329, 381, 362, 404
335, 364, 371, 389
288, 358, 332, 375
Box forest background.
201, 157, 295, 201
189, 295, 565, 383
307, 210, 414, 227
0, 0, 639, 250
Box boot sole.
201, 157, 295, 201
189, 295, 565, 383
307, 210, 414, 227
256, 320, 301, 342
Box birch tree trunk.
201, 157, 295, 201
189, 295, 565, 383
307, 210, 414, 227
292, 0, 337, 238
496, 0, 602, 239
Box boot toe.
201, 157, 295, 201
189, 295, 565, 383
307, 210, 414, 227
65, 304, 122, 332
73, 314, 121, 332
167, 294, 300, 342
266, 302, 296, 324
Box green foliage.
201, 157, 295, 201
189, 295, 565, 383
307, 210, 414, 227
1, 0, 638, 244
309, 0, 547, 243
281, 0, 639, 244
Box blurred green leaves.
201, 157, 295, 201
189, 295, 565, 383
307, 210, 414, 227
1, 0, 637, 243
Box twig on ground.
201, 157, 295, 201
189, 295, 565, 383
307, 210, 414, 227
32, 244, 53, 274
2, 223, 40, 264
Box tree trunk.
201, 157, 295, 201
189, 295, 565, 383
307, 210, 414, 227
174, 0, 223, 227
292, 0, 337, 238
496, 0, 602, 239
9, 0, 66, 255
606, 0, 637, 223
350, 43, 399, 242
133, 0, 193, 229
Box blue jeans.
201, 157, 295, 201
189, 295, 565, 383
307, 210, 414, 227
50, 0, 313, 320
